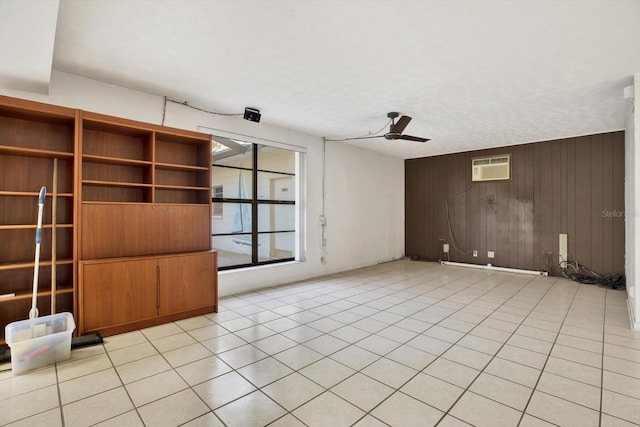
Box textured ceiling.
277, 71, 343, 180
0, 0, 59, 93
51, 0, 640, 159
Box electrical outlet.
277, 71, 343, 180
443, 243, 450, 253
487, 251, 495, 258
473, 250, 478, 257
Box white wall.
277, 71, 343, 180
0, 71, 164, 123
626, 74, 640, 330
1, 71, 405, 296
324, 142, 405, 267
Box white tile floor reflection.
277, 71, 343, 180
2, 259, 640, 426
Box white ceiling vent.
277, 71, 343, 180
472, 155, 511, 181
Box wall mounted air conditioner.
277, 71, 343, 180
472, 155, 511, 181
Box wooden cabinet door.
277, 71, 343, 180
81, 204, 211, 259
158, 252, 217, 315
81, 258, 158, 331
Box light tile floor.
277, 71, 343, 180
2, 260, 640, 426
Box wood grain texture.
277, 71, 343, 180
0, 264, 73, 297
0, 95, 75, 119
1, 95, 215, 343
0, 97, 78, 343
156, 138, 203, 166
82, 160, 151, 184
79, 251, 217, 335
81, 203, 210, 259
82, 128, 151, 161
83, 110, 210, 141
80, 258, 158, 331
0, 114, 74, 153
405, 131, 625, 275
0, 228, 73, 263
158, 251, 217, 315
0, 155, 74, 194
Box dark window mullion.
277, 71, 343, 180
212, 232, 252, 237
212, 164, 253, 172
212, 142, 296, 270
252, 144, 259, 265
256, 199, 295, 205
212, 198, 252, 204
256, 258, 295, 267
256, 168, 295, 176
218, 263, 255, 271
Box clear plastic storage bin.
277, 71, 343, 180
5, 312, 75, 374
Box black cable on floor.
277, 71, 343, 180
560, 260, 625, 290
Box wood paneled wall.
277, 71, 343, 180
405, 131, 625, 275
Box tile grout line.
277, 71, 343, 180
213, 267, 439, 427
154, 279, 604, 422
82, 272, 640, 425
304, 266, 504, 425
600, 289, 608, 427
241, 267, 474, 425
247, 268, 578, 426
430, 274, 565, 426
54, 361, 65, 427
92, 272, 405, 427
241, 270, 636, 427
4, 262, 639, 426
515, 280, 585, 426
146, 323, 232, 427
346, 271, 547, 425
237, 264, 493, 425
403, 273, 548, 425
65, 326, 226, 427
102, 338, 152, 427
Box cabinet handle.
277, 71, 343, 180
156, 265, 160, 315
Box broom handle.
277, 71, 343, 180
51, 158, 58, 315
29, 186, 46, 320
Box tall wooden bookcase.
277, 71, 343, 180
77, 112, 217, 336
0, 96, 218, 343
0, 97, 78, 344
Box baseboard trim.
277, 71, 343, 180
441, 261, 548, 277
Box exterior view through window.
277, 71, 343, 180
211, 137, 298, 269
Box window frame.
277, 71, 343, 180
212, 142, 298, 270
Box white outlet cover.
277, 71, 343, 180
487, 251, 495, 258
559, 233, 568, 264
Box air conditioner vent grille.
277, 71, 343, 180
491, 156, 509, 164
472, 154, 511, 181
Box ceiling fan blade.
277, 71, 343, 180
390, 115, 412, 134
396, 134, 430, 143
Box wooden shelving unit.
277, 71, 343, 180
80, 116, 153, 204
0, 95, 218, 344
77, 111, 217, 337
0, 97, 77, 344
